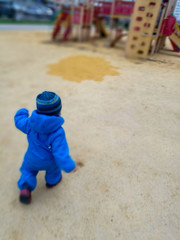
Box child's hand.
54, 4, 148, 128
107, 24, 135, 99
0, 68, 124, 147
72, 167, 77, 173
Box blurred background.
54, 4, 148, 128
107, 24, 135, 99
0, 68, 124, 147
0, 0, 179, 25
0, 0, 61, 23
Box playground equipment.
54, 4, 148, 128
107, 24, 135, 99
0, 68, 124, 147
149, 0, 180, 54
125, 0, 180, 58
87, 0, 135, 42
52, 5, 72, 41
109, 0, 135, 46
160, 15, 180, 52
52, 0, 180, 58
93, 1, 112, 38
52, 0, 136, 42
72, 3, 93, 41
125, 0, 163, 58
52, 1, 93, 41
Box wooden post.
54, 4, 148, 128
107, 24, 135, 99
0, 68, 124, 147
151, 3, 167, 55
109, 0, 116, 39
89, 0, 94, 39
69, 0, 74, 40
78, 5, 84, 41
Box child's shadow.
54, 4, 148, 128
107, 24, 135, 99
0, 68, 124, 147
32, 174, 62, 203
33, 161, 84, 203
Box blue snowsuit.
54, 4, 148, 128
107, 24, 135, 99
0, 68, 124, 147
14, 108, 76, 191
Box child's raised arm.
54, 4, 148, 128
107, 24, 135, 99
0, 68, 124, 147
14, 108, 30, 134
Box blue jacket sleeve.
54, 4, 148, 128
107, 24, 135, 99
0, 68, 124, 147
14, 108, 30, 134
52, 129, 76, 173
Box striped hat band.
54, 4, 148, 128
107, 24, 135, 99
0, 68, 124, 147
36, 91, 62, 116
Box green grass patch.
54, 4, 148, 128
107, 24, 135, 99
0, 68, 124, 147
0, 18, 54, 25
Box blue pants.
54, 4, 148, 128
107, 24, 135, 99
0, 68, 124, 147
18, 165, 62, 191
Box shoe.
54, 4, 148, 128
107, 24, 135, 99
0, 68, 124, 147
46, 176, 62, 189
19, 188, 32, 204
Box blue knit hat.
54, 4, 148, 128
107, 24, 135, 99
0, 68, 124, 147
36, 91, 62, 116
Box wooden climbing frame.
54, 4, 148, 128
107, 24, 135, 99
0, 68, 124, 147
125, 0, 162, 58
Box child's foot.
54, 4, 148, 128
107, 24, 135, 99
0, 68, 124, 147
46, 177, 62, 189
19, 188, 31, 204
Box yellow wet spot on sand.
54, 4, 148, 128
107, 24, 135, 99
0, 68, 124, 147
47, 56, 119, 82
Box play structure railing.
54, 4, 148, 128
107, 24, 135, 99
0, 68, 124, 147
93, 1, 135, 18
72, 7, 82, 24
52, 0, 136, 37
93, 1, 111, 18
72, 6, 92, 25
113, 1, 135, 16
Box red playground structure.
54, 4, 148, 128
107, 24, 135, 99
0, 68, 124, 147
52, 5, 72, 41
52, 0, 135, 42
52, 0, 180, 58
160, 15, 180, 52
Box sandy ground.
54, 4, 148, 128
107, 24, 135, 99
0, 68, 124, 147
0, 30, 180, 240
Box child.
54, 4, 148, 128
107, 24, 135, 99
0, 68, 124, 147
14, 91, 76, 204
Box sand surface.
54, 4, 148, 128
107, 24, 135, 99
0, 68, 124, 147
0, 30, 180, 240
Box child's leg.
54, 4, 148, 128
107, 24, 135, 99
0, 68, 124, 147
18, 167, 38, 204
45, 166, 62, 187
17, 167, 38, 191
